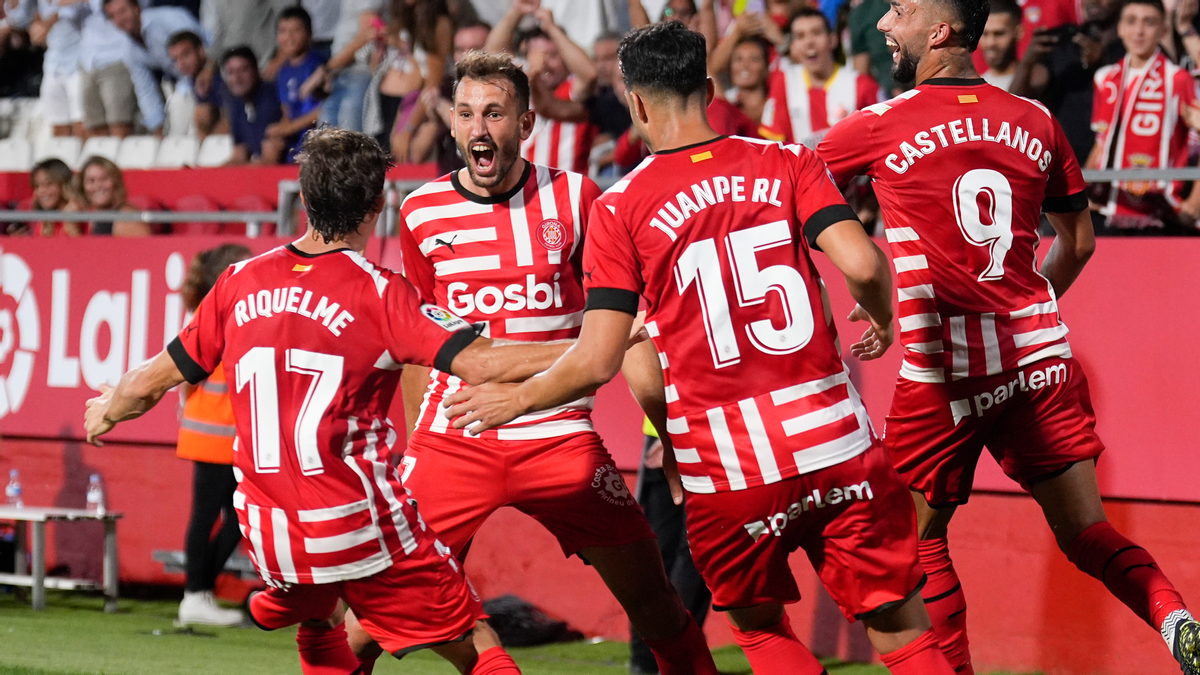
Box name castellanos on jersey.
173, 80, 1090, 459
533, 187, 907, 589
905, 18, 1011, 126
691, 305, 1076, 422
743, 481, 874, 542
885, 117, 1053, 175
446, 274, 566, 316
648, 175, 785, 241
234, 287, 355, 336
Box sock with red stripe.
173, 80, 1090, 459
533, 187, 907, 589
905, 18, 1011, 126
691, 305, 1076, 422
918, 538, 974, 674
296, 623, 362, 675
1066, 521, 1188, 630
879, 629, 957, 675
468, 646, 522, 674
729, 613, 827, 675
643, 613, 719, 675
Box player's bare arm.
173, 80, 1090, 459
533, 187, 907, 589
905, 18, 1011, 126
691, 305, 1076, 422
443, 309, 634, 435
814, 219, 896, 360
1039, 209, 1096, 297
84, 350, 186, 445
621, 339, 684, 505
446, 335, 575, 386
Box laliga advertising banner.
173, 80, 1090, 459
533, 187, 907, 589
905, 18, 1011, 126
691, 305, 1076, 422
0, 237, 384, 445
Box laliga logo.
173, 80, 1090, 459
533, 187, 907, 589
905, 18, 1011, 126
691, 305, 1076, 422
0, 250, 40, 418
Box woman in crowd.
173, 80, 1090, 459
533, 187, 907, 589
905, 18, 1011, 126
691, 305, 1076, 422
720, 34, 772, 127
65, 156, 149, 236
8, 158, 81, 236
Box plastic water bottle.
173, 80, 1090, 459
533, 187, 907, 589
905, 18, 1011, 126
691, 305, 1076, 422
5, 469, 23, 508
86, 474, 105, 515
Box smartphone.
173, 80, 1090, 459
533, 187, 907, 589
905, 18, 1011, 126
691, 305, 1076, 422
734, 0, 767, 16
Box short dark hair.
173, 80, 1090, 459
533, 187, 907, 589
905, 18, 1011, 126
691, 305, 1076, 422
182, 244, 252, 311
618, 21, 708, 102
734, 34, 773, 63
515, 26, 550, 54
988, 0, 1023, 21
167, 30, 203, 50
278, 6, 313, 35
789, 6, 832, 33
1120, 0, 1165, 17
222, 45, 258, 68
454, 50, 531, 113
295, 127, 392, 244
937, 0, 991, 51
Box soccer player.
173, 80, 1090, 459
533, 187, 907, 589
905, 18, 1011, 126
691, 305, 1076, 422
82, 127, 591, 675
816, 0, 1200, 672
443, 22, 958, 675
345, 51, 719, 675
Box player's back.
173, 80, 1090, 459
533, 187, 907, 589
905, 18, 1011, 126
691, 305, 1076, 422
819, 80, 1084, 381
592, 136, 874, 493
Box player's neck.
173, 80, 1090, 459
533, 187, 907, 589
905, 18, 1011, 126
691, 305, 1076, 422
915, 50, 980, 85
456, 159, 529, 200
292, 228, 367, 256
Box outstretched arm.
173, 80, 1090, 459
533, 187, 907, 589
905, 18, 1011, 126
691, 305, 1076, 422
485, 0, 538, 54
536, 8, 596, 97
815, 219, 895, 360
447, 335, 574, 386
84, 351, 186, 445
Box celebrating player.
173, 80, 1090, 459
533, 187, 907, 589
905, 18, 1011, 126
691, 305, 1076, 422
443, 22, 957, 675
83, 128, 589, 675
816, 0, 1200, 672
344, 51, 719, 675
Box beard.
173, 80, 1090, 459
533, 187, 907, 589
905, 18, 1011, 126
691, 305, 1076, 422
891, 45, 919, 85
458, 134, 522, 189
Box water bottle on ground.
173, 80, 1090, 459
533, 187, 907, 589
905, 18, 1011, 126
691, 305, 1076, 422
5, 470, 23, 508
86, 474, 105, 515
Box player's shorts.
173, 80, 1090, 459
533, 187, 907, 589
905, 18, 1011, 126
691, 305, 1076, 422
249, 546, 485, 656
885, 356, 1106, 507
684, 441, 924, 621
402, 430, 655, 558
40, 70, 83, 126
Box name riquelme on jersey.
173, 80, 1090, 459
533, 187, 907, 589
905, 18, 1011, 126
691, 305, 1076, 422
233, 286, 356, 336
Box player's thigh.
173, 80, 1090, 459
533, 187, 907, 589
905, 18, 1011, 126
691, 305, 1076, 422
510, 433, 655, 556
987, 357, 1105, 493
885, 376, 995, 508
401, 434, 506, 557
802, 443, 926, 623
248, 583, 341, 630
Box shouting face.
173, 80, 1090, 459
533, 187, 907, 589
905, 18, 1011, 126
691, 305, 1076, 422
453, 77, 533, 190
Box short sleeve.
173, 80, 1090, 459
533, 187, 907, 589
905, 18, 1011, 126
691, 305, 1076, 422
168, 269, 231, 384
573, 177, 604, 267
1176, 69, 1200, 110
396, 211, 437, 302
1042, 117, 1089, 212
381, 274, 479, 373
816, 110, 875, 188
582, 199, 642, 315
789, 145, 860, 247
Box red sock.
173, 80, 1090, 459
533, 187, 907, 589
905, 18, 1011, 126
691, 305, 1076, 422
1066, 521, 1187, 629
468, 646, 521, 674
729, 613, 826, 675
880, 629, 957, 675
642, 613, 719, 675
919, 539, 974, 675
295, 623, 361, 675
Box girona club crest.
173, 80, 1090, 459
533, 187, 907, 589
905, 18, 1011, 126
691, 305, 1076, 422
536, 219, 567, 252
0, 250, 40, 418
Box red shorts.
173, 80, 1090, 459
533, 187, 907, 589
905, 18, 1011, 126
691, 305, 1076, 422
249, 545, 485, 656
885, 357, 1106, 507
402, 430, 655, 558
684, 442, 924, 621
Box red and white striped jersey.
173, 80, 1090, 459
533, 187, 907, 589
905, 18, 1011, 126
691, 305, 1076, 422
522, 78, 598, 175
585, 135, 872, 494
818, 80, 1088, 383
399, 162, 603, 441
170, 244, 477, 585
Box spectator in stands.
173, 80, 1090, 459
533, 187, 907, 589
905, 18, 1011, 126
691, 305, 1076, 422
848, 0, 899, 94
203, 0, 290, 76
709, 32, 772, 127
5, 0, 92, 137
759, 8, 880, 147
265, 7, 324, 162
166, 30, 225, 138
313, 0, 385, 133
0, 0, 44, 98
709, 10, 782, 83
220, 46, 284, 165
78, 12, 142, 138
586, 30, 633, 176
301, 0, 340, 60
65, 156, 150, 236
629, 0, 718, 46
6, 158, 81, 237
486, 0, 599, 175
1088, 0, 1200, 234
416, 19, 490, 174
979, 0, 1023, 90
175, 243, 251, 629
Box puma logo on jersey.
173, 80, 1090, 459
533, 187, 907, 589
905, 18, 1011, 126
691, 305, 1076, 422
583, 267, 594, 282
434, 236, 458, 254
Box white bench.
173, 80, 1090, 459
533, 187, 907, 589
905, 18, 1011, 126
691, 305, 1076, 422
0, 506, 122, 612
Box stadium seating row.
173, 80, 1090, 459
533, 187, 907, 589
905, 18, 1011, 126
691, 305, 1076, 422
0, 135, 234, 172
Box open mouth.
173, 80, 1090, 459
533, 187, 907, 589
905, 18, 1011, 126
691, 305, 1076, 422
886, 38, 900, 63
470, 141, 497, 175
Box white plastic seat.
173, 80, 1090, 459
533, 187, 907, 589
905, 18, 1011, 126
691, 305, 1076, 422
79, 136, 121, 165
154, 136, 199, 168
116, 135, 160, 169
0, 137, 33, 172
33, 136, 82, 168
196, 134, 233, 167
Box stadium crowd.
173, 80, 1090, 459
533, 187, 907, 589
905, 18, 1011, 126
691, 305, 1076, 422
3, 0, 1200, 233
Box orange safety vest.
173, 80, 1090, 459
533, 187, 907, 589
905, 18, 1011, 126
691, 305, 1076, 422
176, 363, 236, 465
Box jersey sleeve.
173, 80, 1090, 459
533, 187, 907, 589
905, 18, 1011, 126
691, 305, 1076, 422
582, 198, 643, 315
396, 207, 437, 302
381, 273, 480, 374
573, 177, 604, 268
168, 269, 231, 384
758, 70, 793, 144
1043, 116, 1089, 212
1176, 68, 1200, 112
789, 145, 861, 248
855, 73, 882, 110
815, 109, 875, 188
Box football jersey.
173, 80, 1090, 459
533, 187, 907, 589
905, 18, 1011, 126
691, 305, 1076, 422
399, 162, 603, 441
170, 244, 478, 585
759, 62, 881, 148
586, 135, 872, 494
818, 79, 1088, 384
521, 78, 598, 175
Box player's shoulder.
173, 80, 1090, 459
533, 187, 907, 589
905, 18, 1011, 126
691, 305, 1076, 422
531, 162, 601, 195
400, 173, 457, 212
598, 154, 660, 207
858, 87, 924, 118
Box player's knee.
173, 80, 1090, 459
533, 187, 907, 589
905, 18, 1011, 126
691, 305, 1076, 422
726, 603, 786, 632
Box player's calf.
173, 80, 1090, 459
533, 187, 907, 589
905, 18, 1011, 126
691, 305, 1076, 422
917, 538, 973, 675
726, 604, 827, 675
860, 594, 956, 675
